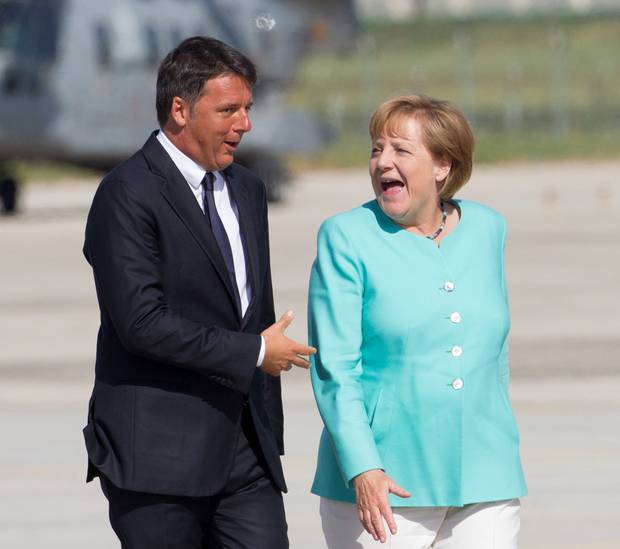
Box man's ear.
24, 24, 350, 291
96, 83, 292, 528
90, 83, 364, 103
434, 156, 452, 183
169, 96, 190, 128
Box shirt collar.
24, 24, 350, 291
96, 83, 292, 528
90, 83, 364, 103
156, 129, 223, 190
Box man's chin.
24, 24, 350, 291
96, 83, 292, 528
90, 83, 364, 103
215, 155, 235, 171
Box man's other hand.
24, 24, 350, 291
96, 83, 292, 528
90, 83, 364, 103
261, 310, 316, 377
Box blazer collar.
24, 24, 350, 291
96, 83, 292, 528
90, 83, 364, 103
155, 129, 206, 191
224, 168, 260, 326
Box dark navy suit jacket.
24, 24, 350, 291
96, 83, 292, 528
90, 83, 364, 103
82, 132, 285, 497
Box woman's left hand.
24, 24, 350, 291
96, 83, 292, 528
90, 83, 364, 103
352, 469, 412, 543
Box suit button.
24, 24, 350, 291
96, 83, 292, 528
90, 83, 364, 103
451, 345, 463, 357
444, 281, 455, 292
452, 378, 464, 390
450, 312, 461, 323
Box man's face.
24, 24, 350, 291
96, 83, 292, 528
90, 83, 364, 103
181, 74, 253, 171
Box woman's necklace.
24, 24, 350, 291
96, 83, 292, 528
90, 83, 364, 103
425, 201, 448, 240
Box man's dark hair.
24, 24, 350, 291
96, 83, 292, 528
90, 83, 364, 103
156, 36, 257, 127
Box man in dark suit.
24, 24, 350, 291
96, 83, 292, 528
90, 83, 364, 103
82, 36, 315, 548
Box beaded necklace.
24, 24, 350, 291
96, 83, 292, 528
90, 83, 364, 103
425, 201, 448, 240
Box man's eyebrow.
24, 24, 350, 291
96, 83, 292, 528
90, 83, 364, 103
219, 101, 254, 109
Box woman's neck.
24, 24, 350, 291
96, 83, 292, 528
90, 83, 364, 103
399, 199, 444, 237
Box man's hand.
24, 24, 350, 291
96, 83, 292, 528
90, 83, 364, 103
261, 310, 316, 377
352, 469, 411, 543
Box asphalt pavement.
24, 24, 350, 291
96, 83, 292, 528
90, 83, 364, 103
1, 161, 619, 548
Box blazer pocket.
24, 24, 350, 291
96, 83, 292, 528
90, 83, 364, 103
368, 389, 383, 427
132, 388, 193, 459
82, 393, 97, 454
498, 360, 510, 391
369, 388, 393, 443
496, 375, 520, 444
135, 428, 186, 459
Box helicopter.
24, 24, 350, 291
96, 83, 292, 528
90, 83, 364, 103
0, 0, 358, 212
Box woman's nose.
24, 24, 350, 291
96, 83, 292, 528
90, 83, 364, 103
376, 149, 394, 170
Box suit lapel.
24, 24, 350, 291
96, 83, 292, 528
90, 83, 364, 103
142, 133, 242, 319
225, 167, 260, 327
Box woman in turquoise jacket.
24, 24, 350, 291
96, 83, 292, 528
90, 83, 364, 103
308, 95, 526, 548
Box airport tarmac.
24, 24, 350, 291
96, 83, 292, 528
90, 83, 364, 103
1, 161, 619, 548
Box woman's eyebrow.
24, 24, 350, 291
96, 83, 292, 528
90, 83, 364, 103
389, 137, 411, 146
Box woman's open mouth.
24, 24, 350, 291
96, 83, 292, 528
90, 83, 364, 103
380, 179, 405, 195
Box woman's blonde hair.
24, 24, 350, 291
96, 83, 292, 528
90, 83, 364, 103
369, 94, 474, 198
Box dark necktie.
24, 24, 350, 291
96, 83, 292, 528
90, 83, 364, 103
201, 172, 240, 305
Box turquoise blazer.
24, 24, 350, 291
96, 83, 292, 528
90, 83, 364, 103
308, 199, 527, 507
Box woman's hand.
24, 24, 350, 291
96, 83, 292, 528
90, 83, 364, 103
352, 469, 411, 543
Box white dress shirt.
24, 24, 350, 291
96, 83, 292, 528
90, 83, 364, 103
156, 130, 265, 366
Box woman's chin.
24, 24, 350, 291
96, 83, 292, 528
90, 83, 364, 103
378, 200, 408, 223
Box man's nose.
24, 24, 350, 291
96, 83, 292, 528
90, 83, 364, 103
234, 110, 252, 133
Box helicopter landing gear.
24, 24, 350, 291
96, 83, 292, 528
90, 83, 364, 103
0, 164, 19, 215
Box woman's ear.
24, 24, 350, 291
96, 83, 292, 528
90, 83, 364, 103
434, 156, 452, 183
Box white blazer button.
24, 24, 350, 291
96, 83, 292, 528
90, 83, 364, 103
451, 345, 463, 357
444, 281, 455, 292
452, 378, 464, 390
450, 312, 461, 323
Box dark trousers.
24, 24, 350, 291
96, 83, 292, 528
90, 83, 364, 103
100, 408, 288, 549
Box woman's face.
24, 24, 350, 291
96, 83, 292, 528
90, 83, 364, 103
369, 117, 450, 227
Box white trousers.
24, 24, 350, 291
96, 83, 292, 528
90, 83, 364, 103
320, 497, 520, 549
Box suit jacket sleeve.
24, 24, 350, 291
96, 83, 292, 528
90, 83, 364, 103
256, 186, 284, 454
84, 176, 260, 394
308, 218, 384, 485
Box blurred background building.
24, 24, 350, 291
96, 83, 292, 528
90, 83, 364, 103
286, 0, 620, 169
0, 0, 618, 214
0, 0, 359, 210
357, 0, 620, 19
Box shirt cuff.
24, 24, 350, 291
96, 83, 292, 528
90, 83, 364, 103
256, 336, 266, 367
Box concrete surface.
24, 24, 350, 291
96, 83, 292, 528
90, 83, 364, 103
1, 161, 619, 548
